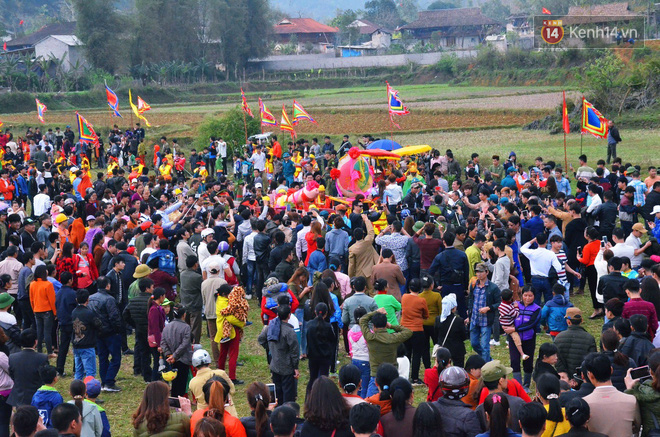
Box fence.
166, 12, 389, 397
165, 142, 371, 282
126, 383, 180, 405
248, 50, 477, 72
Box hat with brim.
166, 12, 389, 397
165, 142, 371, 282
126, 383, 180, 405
0, 293, 14, 309
413, 221, 425, 232
161, 298, 174, 306
565, 307, 582, 321
133, 264, 152, 279
481, 360, 513, 382
653, 205, 660, 215
429, 205, 442, 215
632, 223, 648, 234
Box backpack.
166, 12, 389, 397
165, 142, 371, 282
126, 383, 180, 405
264, 284, 291, 310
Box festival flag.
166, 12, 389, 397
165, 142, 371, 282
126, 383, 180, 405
76, 112, 100, 148
129, 89, 151, 127
259, 98, 277, 126
562, 91, 570, 134
35, 99, 47, 123
581, 98, 608, 138
386, 81, 409, 128
0, 118, 3, 128
241, 88, 253, 117
542, 7, 552, 14
280, 105, 296, 139
137, 96, 151, 113
292, 100, 317, 125
2, 42, 6, 51
104, 81, 122, 118
19, 20, 24, 25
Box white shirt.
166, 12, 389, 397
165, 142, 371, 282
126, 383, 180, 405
201, 255, 227, 276
243, 232, 257, 263
625, 234, 643, 268
217, 141, 227, 158
249, 152, 266, 172
33, 193, 52, 217
296, 226, 310, 259
520, 241, 562, 277
385, 183, 403, 205
611, 242, 635, 260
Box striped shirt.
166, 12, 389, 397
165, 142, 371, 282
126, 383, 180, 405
499, 301, 519, 327
554, 249, 568, 285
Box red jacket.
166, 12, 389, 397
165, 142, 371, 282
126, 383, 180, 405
478, 378, 531, 404
260, 289, 299, 325
0, 178, 14, 201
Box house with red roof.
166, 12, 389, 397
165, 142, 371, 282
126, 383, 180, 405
273, 18, 338, 54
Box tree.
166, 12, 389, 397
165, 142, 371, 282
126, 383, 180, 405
132, 0, 202, 65
364, 0, 401, 29
207, 0, 271, 79
427, 0, 457, 10
330, 9, 361, 45
195, 107, 260, 157
480, 0, 510, 22
398, 0, 418, 24
73, 0, 123, 74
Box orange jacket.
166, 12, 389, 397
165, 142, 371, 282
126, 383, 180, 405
578, 239, 600, 267
29, 279, 57, 314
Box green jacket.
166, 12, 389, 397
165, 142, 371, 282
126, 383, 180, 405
133, 411, 190, 437
360, 310, 412, 376
626, 380, 660, 437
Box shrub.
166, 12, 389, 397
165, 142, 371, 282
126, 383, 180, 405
194, 107, 261, 158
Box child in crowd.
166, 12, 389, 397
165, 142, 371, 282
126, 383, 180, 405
219, 286, 250, 344
498, 288, 529, 360
348, 307, 370, 398
31, 365, 63, 429
68, 379, 103, 437
83, 377, 111, 437
620, 314, 654, 366
396, 344, 410, 380
540, 284, 574, 339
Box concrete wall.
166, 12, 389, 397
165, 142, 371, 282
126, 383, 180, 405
249, 50, 477, 71
34, 37, 87, 71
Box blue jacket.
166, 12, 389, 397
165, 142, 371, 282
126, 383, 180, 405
31, 385, 63, 428
15, 175, 28, 197
307, 250, 327, 279
522, 215, 544, 238
147, 249, 176, 276
540, 294, 573, 333
55, 285, 77, 326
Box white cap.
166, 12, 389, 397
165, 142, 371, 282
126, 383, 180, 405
201, 228, 215, 238
64, 198, 75, 205
255, 182, 263, 189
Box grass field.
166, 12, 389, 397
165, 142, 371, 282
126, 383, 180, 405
48, 292, 601, 436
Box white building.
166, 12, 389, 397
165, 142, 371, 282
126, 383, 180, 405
34, 35, 86, 71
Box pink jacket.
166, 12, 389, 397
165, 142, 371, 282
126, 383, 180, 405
348, 325, 369, 362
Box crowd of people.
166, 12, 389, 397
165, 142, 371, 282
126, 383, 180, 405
0, 123, 658, 437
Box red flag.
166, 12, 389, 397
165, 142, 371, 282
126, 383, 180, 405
2, 42, 6, 51
542, 7, 551, 14
19, 20, 24, 25
562, 91, 570, 134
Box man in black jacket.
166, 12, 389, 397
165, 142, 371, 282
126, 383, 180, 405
253, 219, 271, 300
598, 257, 628, 302
55, 272, 77, 377
428, 232, 470, 317
88, 276, 122, 392
7, 329, 48, 407
597, 191, 618, 240
123, 277, 154, 382
606, 120, 622, 164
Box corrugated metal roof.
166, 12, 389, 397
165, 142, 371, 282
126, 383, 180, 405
401, 8, 498, 30
6, 22, 77, 48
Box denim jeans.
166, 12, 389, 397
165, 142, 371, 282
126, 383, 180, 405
352, 359, 371, 398
294, 307, 307, 355
367, 376, 379, 397
97, 334, 122, 386
246, 260, 256, 296
470, 324, 492, 362
531, 276, 552, 305
74, 348, 97, 380
35, 311, 54, 354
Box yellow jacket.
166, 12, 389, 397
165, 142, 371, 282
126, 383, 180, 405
214, 295, 245, 342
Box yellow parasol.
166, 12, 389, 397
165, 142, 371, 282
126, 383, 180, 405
397, 145, 433, 156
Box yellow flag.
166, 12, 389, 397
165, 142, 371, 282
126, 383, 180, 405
129, 89, 151, 127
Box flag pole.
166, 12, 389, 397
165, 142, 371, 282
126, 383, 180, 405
564, 131, 568, 172
580, 133, 583, 155
242, 111, 249, 146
